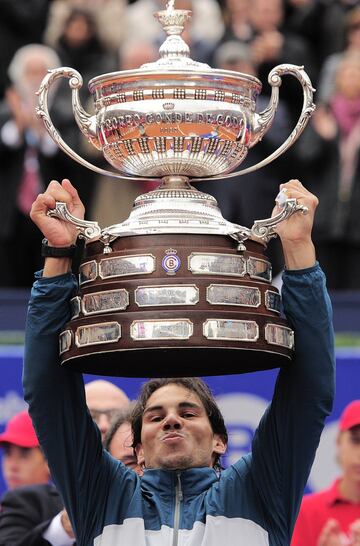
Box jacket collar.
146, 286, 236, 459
141, 467, 219, 497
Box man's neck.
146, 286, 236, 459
339, 476, 360, 503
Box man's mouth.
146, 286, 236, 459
161, 433, 185, 443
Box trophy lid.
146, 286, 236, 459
89, 0, 262, 90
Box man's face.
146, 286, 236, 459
2, 444, 50, 490
85, 381, 129, 439
136, 384, 226, 470
109, 422, 140, 474
337, 425, 360, 484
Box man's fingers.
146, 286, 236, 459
30, 192, 56, 219
61, 179, 85, 212
277, 179, 319, 209
317, 519, 342, 546
350, 519, 360, 544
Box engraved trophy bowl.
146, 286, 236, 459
36, 0, 316, 377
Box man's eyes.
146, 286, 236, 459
148, 412, 196, 422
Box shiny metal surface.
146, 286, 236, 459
206, 285, 261, 308
39, 0, 314, 244
130, 319, 193, 340
203, 319, 259, 341
36, 0, 314, 183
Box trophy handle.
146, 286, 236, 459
229, 189, 309, 247
36, 67, 158, 182
47, 202, 102, 240
193, 64, 315, 182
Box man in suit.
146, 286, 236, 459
0, 483, 64, 546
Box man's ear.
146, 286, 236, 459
213, 434, 227, 456
135, 443, 145, 467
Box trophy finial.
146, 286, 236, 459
166, 0, 175, 11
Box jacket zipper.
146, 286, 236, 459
172, 471, 183, 546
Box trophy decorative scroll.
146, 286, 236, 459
36, 0, 315, 377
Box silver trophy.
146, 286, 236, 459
36, 0, 315, 377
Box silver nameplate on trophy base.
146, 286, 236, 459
82, 289, 129, 315
206, 284, 261, 307
79, 261, 98, 285
70, 297, 81, 319
203, 319, 259, 341
59, 330, 72, 354
247, 257, 272, 282
265, 291, 281, 314
265, 323, 294, 349
135, 285, 199, 307
99, 254, 156, 279
75, 322, 121, 347
188, 253, 246, 277
130, 319, 193, 340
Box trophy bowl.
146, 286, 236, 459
36, 1, 315, 377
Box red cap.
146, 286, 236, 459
339, 400, 360, 431
0, 411, 39, 448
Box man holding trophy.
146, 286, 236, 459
23, 1, 335, 543
22, 176, 335, 545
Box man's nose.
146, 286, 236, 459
97, 413, 110, 435
163, 413, 182, 430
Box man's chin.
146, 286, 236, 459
158, 454, 194, 470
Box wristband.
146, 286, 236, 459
41, 238, 77, 258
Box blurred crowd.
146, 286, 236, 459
1, 0, 360, 289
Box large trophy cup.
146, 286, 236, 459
36, 0, 315, 377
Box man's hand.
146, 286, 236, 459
30, 179, 85, 277
272, 179, 318, 270
5, 87, 31, 134
349, 519, 360, 546
317, 519, 345, 546
30, 179, 84, 247
60, 508, 75, 539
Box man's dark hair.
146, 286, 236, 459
131, 377, 228, 471
103, 404, 134, 452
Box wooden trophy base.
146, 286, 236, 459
59, 233, 293, 377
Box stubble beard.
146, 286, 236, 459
159, 453, 195, 470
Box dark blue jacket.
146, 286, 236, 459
23, 264, 335, 545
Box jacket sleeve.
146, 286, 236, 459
22, 272, 134, 544
248, 263, 335, 541
290, 497, 314, 546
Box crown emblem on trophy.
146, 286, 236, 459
36, 0, 316, 377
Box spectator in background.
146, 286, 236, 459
48, 7, 119, 218
0, 0, 50, 101
44, 0, 128, 56
291, 400, 360, 546
216, 0, 252, 45
283, 0, 347, 75
0, 40, 108, 289
318, 6, 360, 105
52, 7, 118, 87
293, 51, 360, 289
0, 411, 50, 491
91, 38, 159, 228
103, 405, 142, 475
84, 379, 130, 440
0, 44, 62, 288
198, 41, 292, 276
247, 0, 316, 125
